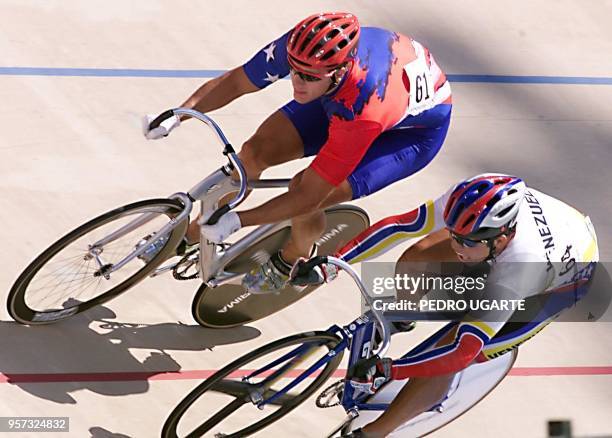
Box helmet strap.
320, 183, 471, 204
325, 62, 351, 93
484, 226, 517, 263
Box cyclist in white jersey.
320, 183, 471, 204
303, 173, 599, 437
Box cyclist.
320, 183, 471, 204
300, 173, 598, 437
143, 11, 452, 292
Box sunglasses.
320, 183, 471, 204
290, 68, 324, 82
450, 232, 489, 248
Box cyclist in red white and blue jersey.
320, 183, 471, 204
143, 12, 452, 292
312, 174, 599, 437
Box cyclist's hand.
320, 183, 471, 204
347, 356, 393, 394
199, 211, 242, 243
142, 113, 181, 140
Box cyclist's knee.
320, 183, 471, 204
239, 136, 271, 176
288, 170, 305, 191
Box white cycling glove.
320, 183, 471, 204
142, 113, 181, 140
199, 211, 242, 243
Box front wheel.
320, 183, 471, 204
8, 198, 188, 325
162, 331, 344, 438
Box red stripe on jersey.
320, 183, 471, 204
391, 332, 484, 379
336, 208, 421, 256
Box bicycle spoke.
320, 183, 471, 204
187, 397, 247, 438
37, 274, 100, 309
32, 256, 91, 302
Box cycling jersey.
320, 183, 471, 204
336, 186, 599, 378
243, 27, 452, 187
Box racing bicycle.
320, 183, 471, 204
161, 256, 517, 438
7, 109, 369, 326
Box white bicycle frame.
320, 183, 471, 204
87, 107, 295, 287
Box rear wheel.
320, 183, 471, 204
8, 199, 188, 324
162, 331, 344, 438
192, 204, 369, 328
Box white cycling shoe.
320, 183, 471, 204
242, 251, 294, 294
242, 249, 340, 294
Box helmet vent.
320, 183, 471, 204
451, 202, 465, 224
309, 42, 324, 58
486, 194, 501, 209
496, 206, 513, 218
328, 28, 341, 39
462, 214, 476, 228
321, 50, 335, 61
299, 35, 314, 53
476, 182, 489, 193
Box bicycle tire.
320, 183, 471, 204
162, 331, 344, 438
192, 204, 369, 328
8, 198, 188, 325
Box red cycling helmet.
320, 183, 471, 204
287, 12, 360, 75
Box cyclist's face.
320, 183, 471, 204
290, 68, 333, 103
449, 233, 510, 263
449, 234, 490, 263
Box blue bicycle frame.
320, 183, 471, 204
243, 312, 390, 413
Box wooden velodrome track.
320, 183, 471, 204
1, 1, 611, 437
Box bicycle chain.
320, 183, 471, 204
316, 380, 344, 408
172, 249, 200, 280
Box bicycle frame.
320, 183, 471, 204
238, 316, 388, 411
224, 256, 393, 416
85, 107, 301, 284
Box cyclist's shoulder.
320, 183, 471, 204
521, 186, 591, 243
242, 30, 291, 89
355, 27, 413, 61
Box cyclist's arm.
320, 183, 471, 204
179, 67, 259, 120
389, 321, 494, 379
237, 167, 335, 226
180, 30, 291, 120
337, 191, 450, 264
237, 119, 383, 226
389, 266, 550, 379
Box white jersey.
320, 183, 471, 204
340, 185, 598, 267
335, 184, 600, 373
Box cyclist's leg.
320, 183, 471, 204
262, 100, 351, 263
361, 324, 462, 437
185, 106, 309, 242
281, 170, 353, 262
282, 104, 452, 263
346, 104, 452, 202
236, 110, 305, 179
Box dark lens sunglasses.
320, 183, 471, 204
290, 68, 324, 82
450, 232, 488, 248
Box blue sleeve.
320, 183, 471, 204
243, 31, 291, 89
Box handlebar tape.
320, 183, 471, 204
148, 109, 175, 130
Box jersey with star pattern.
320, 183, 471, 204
243, 27, 452, 186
